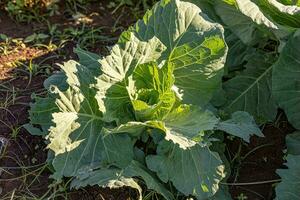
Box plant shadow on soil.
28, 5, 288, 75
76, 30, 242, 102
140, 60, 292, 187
0, 1, 297, 200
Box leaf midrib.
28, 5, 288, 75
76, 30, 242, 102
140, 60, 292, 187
226, 64, 273, 108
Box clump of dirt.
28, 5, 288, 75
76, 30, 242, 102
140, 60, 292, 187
0, 67, 12, 80
0, 47, 48, 78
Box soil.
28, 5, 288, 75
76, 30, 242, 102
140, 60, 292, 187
226, 112, 295, 200
0, 1, 296, 200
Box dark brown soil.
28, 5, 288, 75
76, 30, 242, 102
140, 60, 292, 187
226, 112, 295, 200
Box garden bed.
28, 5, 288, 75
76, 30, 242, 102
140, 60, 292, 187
0, 0, 299, 199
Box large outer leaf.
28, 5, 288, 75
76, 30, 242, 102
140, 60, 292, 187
216, 111, 263, 142
286, 131, 300, 155
275, 131, 300, 199
96, 0, 227, 119
223, 32, 256, 74
279, 0, 300, 6
169, 34, 226, 106
146, 141, 225, 199
223, 52, 277, 122
71, 160, 175, 200
272, 31, 300, 129
43, 72, 68, 91
43, 48, 102, 92
183, 0, 222, 22
234, 0, 278, 29
275, 155, 300, 199
213, 0, 292, 44
27, 96, 58, 136
74, 47, 102, 72
186, 0, 262, 44
257, 0, 300, 27
31, 61, 134, 180
124, 161, 175, 200
71, 169, 143, 200
213, 0, 276, 44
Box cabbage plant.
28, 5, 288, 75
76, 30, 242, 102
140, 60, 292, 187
25, 0, 264, 199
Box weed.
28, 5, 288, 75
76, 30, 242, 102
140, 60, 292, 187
237, 193, 248, 200
4, 0, 59, 22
